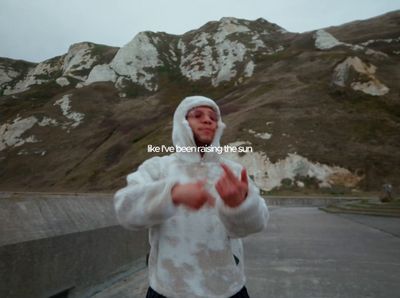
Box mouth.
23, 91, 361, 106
200, 128, 214, 134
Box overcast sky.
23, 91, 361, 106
1, 0, 399, 63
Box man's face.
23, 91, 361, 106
186, 106, 218, 146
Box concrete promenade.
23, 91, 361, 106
244, 207, 400, 298
2, 192, 398, 298
94, 206, 400, 298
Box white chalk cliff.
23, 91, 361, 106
1, 17, 289, 94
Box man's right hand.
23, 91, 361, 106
171, 181, 215, 210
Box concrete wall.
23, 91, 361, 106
0, 192, 148, 298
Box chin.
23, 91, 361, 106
203, 139, 214, 145
196, 138, 212, 146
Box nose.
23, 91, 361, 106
201, 115, 215, 125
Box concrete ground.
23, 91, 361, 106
244, 207, 400, 298
94, 207, 400, 298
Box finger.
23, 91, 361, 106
216, 172, 226, 185
215, 181, 223, 195
193, 193, 208, 210
218, 174, 231, 194
216, 173, 227, 187
215, 173, 228, 195
195, 179, 207, 190
197, 178, 207, 185
221, 163, 238, 182
198, 191, 213, 208
216, 179, 232, 198
206, 193, 215, 207
241, 168, 248, 186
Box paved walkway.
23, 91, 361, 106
244, 207, 400, 298
94, 207, 400, 298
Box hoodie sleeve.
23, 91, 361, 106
114, 156, 178, 230
216, 165, 269, 238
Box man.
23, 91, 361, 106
114, 95, 269, 298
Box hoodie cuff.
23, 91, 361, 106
163, 177, 180, 217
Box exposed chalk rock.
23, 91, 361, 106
3, 59, 61, 95
360, 36, 400, 47
54, 94, 85, 129
56, 77, 70, 87
38, 117, 59, 127
314, 30, 344, 50
212, 40, 247, 86
2, 17, 289, 94
333, 56, 389, 96
0, 116, 39, 151
248, 129, 272, 140
62, 42, 97, 80
351, 81, 389, 96
178, 17, 285, 86
224, 141, 363, 191
314, 29, 393, 61
85, 64, 117, 85
244, 61, 255, 77
110, 32, 162, 91
0, 65, 20, 86
214, 17, 251, 43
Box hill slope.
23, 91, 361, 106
0, 12, 399, 193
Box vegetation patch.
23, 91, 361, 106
321, 198, 400, 217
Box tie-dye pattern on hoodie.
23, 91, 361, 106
114, 96, 269, 298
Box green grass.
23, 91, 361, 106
264, 186, 379, 197
243, 82, 276, 99
320, 198, 400, 217
121, 81, 151, 98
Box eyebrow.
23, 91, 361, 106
187, 108, 218, 118
187, 107, 217, 114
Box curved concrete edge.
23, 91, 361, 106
0, 192, 149, 298
0, 193, 116, 246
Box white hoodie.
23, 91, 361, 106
114, 96, 269, 298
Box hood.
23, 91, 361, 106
172, 95, 226, 163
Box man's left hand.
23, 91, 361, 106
216, 163, 248, 208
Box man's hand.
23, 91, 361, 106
171, 181, 215, 210
216, 164, 248, 208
